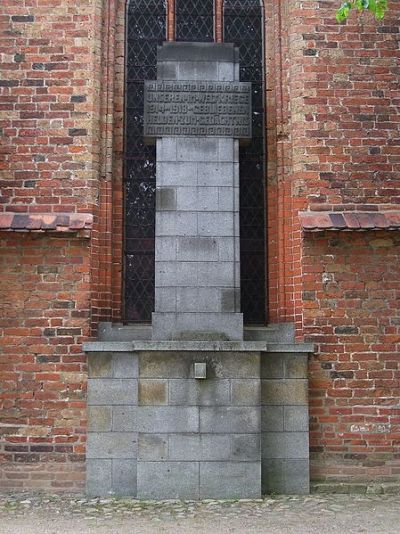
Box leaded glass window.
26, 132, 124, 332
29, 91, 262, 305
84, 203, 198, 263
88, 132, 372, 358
224, 0, 266, 324
176, 0, 215, 42
124, 0, 167, 321
124, 0, 266, 324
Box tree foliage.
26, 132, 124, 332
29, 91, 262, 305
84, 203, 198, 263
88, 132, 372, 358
336, 0, 388, 22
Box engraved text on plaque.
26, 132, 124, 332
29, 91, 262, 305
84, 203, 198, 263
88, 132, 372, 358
144, 80, 252, 139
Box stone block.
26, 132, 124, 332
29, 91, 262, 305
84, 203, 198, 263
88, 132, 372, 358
157, 138, 176, 162
88, 406, 112, 432
284, 459, 310, 494
284, 406, 309, 432
87, 432, 137, 459
231, 434, 260, 462
139, 352, 192, 378
88, 353, 112, 378
218, 186, 237, 212
157, 162, 195, 186
137, 406, 199, 433
200, 407, 260, 434
156, 212, 198, 237
176, 237, 218, 262
177, 139, 219, 162
137, 462, 199, 500
88, 379, 137, 406
155, 236, 177, 262
262, 432, 309, 460
262, 458, 285, 495
113, 354, 138, 379
112, 406, 137, 432
197, 262, 234, 286
221, 288, 240, 313
168, 379, 230, 406
178, 61, 219, 80
261, 379, 308, 406
157, 61, 177, 80
112, 459, 137, 496
218, 237, 239, 262
168, 433, 231, 461
198, 212, 234, 237
200, 462, 260, 499
210, 352, 259, 379
176, 287, 219, 313
197, 163, 233, 187
158, 42, 236, 63
261, 406, 284, 432
261, 354, 284, 379
139, 379, 168, 406
218, 139, 235, 162
218, 61, 235, 81
155, 287, 176, 313
156, 187, 176, 211
231, 379, 260, 406
284, 353, 308, 379
138, 434, 168, 461
86, 459, 112, 497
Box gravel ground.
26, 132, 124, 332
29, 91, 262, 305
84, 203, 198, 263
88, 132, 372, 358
0, 492, 399, 533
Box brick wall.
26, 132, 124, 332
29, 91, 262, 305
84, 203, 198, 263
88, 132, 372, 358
291, 0, 400, 484
0, 234, 89, 490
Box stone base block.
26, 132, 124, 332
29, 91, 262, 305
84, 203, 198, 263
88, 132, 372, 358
152, 312, 244, 341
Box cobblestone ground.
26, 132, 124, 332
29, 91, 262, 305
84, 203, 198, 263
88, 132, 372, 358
0, 492, 399, 534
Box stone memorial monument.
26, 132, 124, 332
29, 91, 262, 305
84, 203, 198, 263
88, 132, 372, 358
85, 42, 311, 501
145, 42, 251, 341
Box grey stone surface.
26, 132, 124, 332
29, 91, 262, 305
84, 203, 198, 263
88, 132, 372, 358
200, 462, 261, 499
261, 432, 309, 460
176, 287, 219, 313
86, 432, 137, 460
158, 42, 237, 63
231, 379, 260, 405
176, 237, 218, 262
157, 161, 195, 186
168, 379, 230, 406
200, 407, 260, 434
261, 406, 284, 432
113, 354, 138, 378
137, 462, 199, 500
284, 406, 309, 432
137, 406, 199, 433
177, 139, 219, 162
86, 459, 112, 497
262, 458, 310, 495
85, 341, 314, 353
88, 406, 112, 433
88, 353, 112, 378
156, 187, 176, 211
231, 434, 260, 462
138, 379, 168, 406
168, 433, 231, 462
88, 379, 138, 406
138, 434, 168, 461
197, 162, 234, 187
284, 459, 310, 494
112, 406, 137, 432
261, 379, 308, 406
112, 459, 137, 496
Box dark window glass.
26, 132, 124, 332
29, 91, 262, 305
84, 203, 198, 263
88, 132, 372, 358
224, 0, 266, 324
176, 0, 214, 42
124, 0, 166, 321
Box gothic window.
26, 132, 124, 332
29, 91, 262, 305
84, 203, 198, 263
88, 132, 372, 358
176, 0, 215, 42
124, 0, 167, 321
224, 0, 266, 324
124, 0, 266, 324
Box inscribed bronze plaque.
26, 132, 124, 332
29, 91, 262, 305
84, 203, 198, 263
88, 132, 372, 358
144, 80, 252, 139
